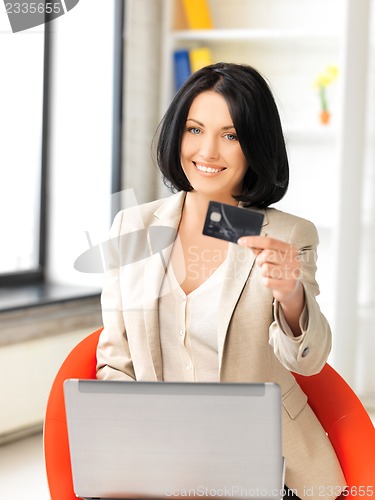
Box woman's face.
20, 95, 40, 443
180, 90, 248, 203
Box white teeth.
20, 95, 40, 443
196, 164, 224, 173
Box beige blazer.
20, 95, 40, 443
96, 191, 346, 500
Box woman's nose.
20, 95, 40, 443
200, 135, 219, 160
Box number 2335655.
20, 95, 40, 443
5, 3, 62, 14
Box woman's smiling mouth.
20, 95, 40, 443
194, 162, 226, 174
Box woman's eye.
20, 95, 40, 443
225, 133, 237, 141
188, 127, 201, 135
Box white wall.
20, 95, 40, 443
0, 328, 92, 440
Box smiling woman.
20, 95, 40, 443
180, 91, 248, 204
97, 62, 347, 499
157, 62, 289, 209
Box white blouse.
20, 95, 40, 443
158, 260, 227, 382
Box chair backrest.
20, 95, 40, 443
43, 327, 102, 500
294, 365, 375, 499
44, 329, 375, 500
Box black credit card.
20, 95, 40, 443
202, 201, 264, 243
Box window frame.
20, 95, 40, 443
111, 0, 125, 219
0, 23, 50, 287
0, 1, 124, 288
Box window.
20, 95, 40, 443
0, 0, 124, 289
0, 19, 49, 284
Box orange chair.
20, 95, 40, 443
294, 367, 375, 499
44, 327, 103, 500
44, 328, 375, 500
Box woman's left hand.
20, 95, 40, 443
238, 235, 305, 336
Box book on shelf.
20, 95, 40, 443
173, 47, 213, 91
182, 0, 213, 30
189, 46, 212, 73
173, 49, 191, 91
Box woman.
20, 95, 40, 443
96, 63, 346, 499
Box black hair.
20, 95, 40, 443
156, 62, 289, 208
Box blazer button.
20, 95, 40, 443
302, 347, 310, 357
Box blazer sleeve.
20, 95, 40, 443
96, 210, 136, 381
268, 218, 332, 375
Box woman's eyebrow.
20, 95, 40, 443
186, 118, 204, 127
186, 118, 235, 130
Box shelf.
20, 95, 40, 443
283, 124, 338, 141
171, 28, 341, 44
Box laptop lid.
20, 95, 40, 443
64, 380, 283, 500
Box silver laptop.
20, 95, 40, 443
64, 380, 284, 500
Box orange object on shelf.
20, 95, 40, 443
182, 0, 213, 29
320, 110, 331, 125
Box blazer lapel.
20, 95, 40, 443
142, 192, 186, 380
217, 208, 268, 372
